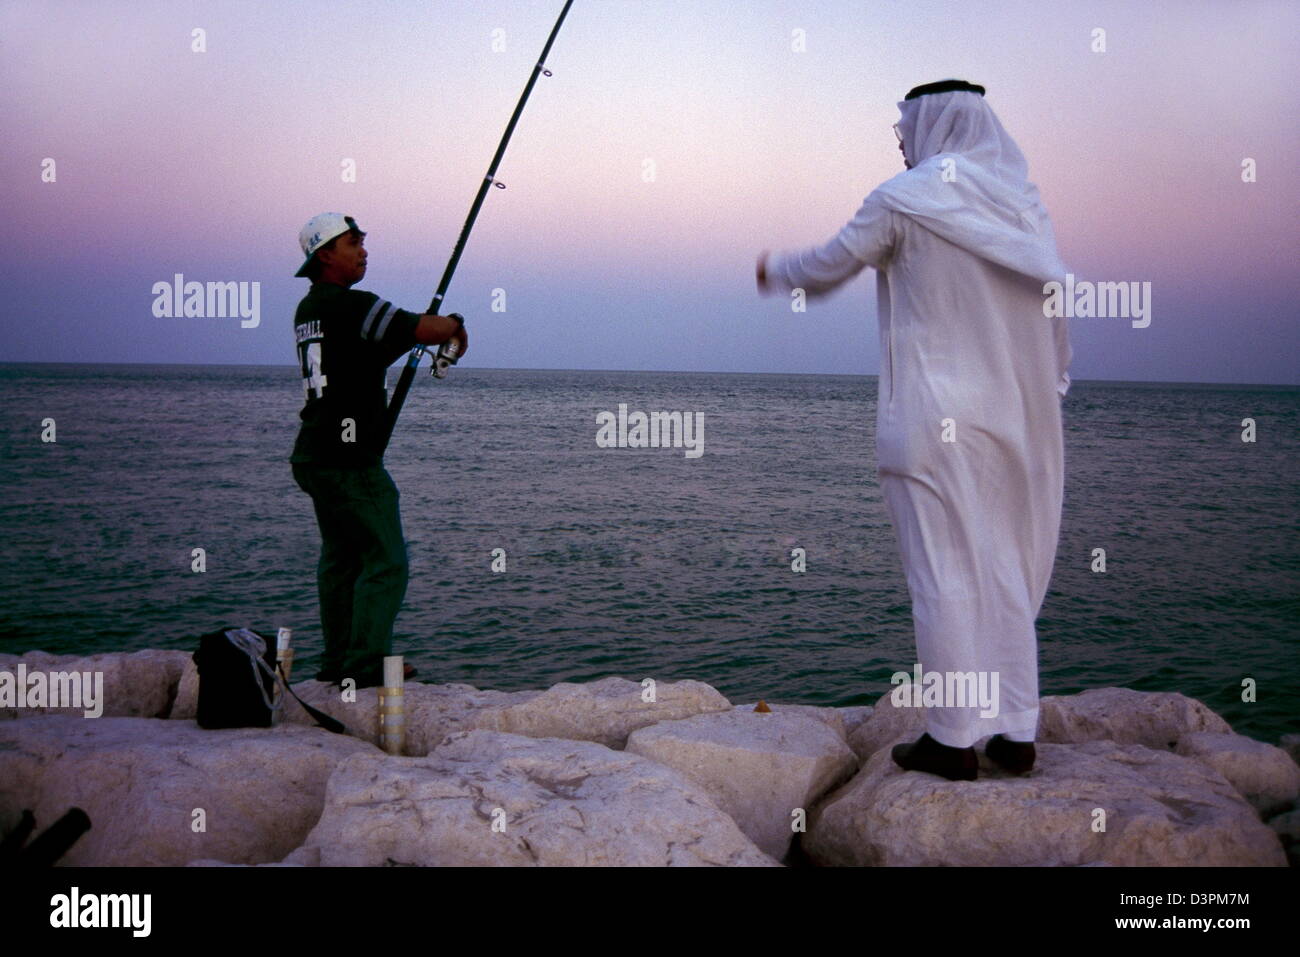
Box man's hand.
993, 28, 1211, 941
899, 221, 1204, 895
414, 313, 469, 355
756, 250, 770, 295
441, 313, 469, 359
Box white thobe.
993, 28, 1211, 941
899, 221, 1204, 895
766, 191, 1070, 748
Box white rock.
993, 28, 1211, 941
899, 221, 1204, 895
731, 701, 847, 739
278, 844, 321, 866
1266, 809, 1300, 867
1174, 732, 1300, 817
847, 691, 926, 762
0, 650, 190, 720
469, 676, 731, 749
277, 679, 537, 756
626, 708, 857, 859
272, 675, 729, 756
171, 657, 201, 720
296, 730, 779, 866
0, 715, 373, 866
838, 706, 875, 739
1038, 688, 1232, 749
845, 687, 1240, 764
805, 739, 1286, 866
186, 847, 318, 867
1279, 733, 1300, 768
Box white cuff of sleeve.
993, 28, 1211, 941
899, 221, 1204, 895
763, 250, 787, 292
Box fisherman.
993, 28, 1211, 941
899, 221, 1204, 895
757, 80, 1072, 780
290, 213, 469, 689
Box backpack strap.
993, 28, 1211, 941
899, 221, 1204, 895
276, 663, 347, 735
224, 628, 282, 713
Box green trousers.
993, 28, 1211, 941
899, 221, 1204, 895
291, 463, 409, 683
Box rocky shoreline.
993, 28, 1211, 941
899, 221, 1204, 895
2, 648, 1296, 866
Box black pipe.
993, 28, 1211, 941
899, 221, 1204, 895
14, 808, 92, 867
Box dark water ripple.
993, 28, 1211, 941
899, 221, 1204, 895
0, 364, 1296, 743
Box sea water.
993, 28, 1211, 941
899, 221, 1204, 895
1, 363, 1295, 743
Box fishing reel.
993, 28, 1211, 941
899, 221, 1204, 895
431, 313, 465, 379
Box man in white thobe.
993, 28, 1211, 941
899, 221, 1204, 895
757, 79, 1071, 781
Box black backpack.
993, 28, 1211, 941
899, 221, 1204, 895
193, 627, 344, 734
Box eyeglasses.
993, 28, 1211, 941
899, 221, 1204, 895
892, 123, 903, 143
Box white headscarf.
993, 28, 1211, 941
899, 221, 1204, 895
872, 90, 1068, 285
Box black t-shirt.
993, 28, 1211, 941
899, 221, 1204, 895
290, 282, 421, 467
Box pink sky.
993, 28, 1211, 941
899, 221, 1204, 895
4, 0, 1298, 382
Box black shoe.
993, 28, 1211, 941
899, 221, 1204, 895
891, 733, 978, 781
985, 734, 1036, 773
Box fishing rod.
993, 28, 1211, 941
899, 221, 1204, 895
382, 0, 575, 451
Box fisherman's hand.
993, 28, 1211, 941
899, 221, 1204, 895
756, 250, 770, 295
446, 314, 468, 358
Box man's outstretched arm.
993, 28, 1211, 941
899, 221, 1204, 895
758, 193, 899, 298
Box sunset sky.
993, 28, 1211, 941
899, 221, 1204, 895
4, 0, 1298, 384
